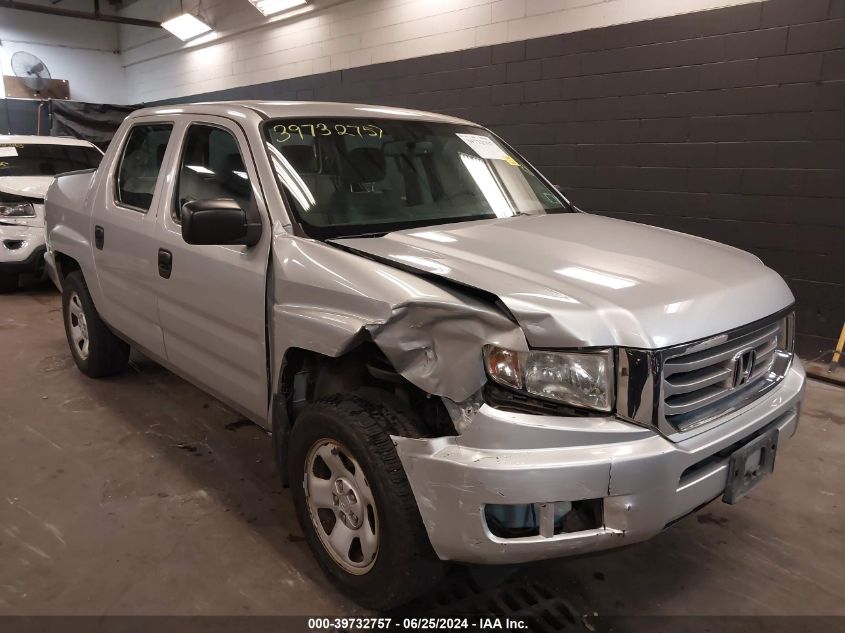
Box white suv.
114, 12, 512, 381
0, 135, 102, 292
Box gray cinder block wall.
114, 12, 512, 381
157, 0, 844, 357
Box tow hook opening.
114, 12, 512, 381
484, 499, 603, 539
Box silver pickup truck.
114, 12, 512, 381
45, 101, 805, 609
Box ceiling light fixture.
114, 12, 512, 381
247, 0, 307, 17
161, 12, 213, 40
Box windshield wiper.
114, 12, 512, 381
328, 231, 388, 240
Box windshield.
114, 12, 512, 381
262, 118, 570, 239
0, 142, 102, 177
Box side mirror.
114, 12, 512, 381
181, 198, 261, 247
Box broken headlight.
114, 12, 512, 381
483, 346, 614, 412
0, 201, 36, 218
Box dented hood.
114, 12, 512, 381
333, 213, 794, 350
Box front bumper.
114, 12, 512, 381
395, 360, 805, 564
0, 223, 47, 276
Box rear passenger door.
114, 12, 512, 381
154, 116, 271, 423
94, 118, 174, 360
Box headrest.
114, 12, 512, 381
281, 145, 318, 174
340, 147, 386, 184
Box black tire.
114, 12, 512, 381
288, 389, 447, 610
0, 271, 18, 293
62, 271, 130, 378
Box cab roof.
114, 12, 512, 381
131, 101, 477, 127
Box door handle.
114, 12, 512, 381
94, 225, 104, 250
158, 248, 173, 279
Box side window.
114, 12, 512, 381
116, 123, 173, 211
174, 124, 252, 223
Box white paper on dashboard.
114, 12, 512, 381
0, 147, 18, 157
455, 133, 510, 161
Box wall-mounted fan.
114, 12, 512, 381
3, 51, 68, 100
11, 51, 52, 92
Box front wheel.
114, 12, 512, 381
288, 390, 446, 610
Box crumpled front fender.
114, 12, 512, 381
269, 229, 527, 404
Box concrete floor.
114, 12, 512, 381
2, 281, 844, 620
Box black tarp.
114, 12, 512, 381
49, 99, 138, 149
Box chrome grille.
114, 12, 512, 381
616, 310, 795, 438
662, 321, 780, 425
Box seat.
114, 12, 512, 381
328, 147, 392, 225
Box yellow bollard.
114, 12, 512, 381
830, 322, 845, 373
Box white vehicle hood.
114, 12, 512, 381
0, 176, 51, 228
0, 175, 54, 199
334, 213, 794, 350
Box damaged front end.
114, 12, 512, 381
266, 229, 635, 563
267, 226, 806, 566
268, 229, 528, 407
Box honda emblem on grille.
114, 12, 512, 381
731, 349, 757, 388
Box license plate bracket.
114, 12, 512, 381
723, 428, 779, 504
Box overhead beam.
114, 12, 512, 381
0, 0, 162, 28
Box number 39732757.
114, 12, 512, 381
271, 123, 384, 143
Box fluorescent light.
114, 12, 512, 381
247, 0, 306, 16
186, 165, 214, 175
356, 106, 420, 117
161, 13, 213, 41
556, 267, 636, 290
407, 231, 457, 243
265, 143, 315, 211
459, 153, 513, 218
390, 255, 451, 276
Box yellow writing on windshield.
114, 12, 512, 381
271, 123, 384, 143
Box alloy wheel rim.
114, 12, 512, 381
304, 439, 379, 575
67, 292, 90, 360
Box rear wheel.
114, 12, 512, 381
0, 271, 18, 293
62, 271, 129, 377
288, 390, 446, 610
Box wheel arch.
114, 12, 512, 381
53, 251, 82, 282
271, 341, 455, 487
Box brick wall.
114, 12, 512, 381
161, 0, 845, 357
121, 0, 759, 104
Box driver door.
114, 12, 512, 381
153, 116, 272, 423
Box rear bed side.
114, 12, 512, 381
44, 168, 101, 302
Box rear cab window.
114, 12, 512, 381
115, 123, 174, 212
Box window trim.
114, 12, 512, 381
170, 120, 253, 226
113, 121, 175, 214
